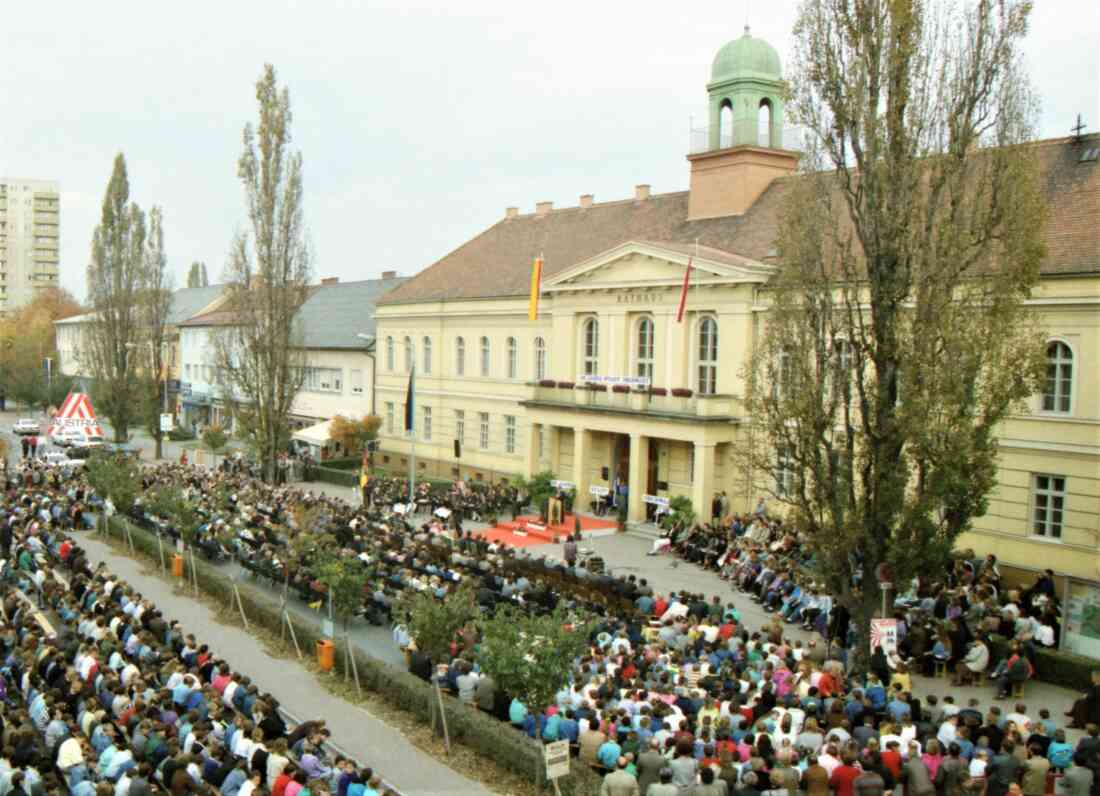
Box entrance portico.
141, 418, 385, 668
522, 397, 739, 523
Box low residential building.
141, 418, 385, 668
178, 275, 405, 455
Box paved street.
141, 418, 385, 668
74, 530, 492, 796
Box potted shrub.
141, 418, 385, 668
671, 388, 694, 398
649, 387, 668, 397
557, 381, 575, 389
587, 384, 607, 392
611, 384, 630, 394
538, 379, 556, 388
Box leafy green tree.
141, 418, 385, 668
314, 552, 370, 633
397, 580, 479, 665
137, 205, 173, 460
213, 64, 312, 483
85, 154, 147, 443
744, 0, 1046, 663
517, 470, 555, 520
202, 425, 228, 466
477, 604, 592, 741
144, 483, 200, 543
85, 454, 142, 515
186, 261, 209, 288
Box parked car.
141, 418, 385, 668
42, 451, 85, 469
53, 429, 104, 448
12, 419, 40, 435
86, 443, 141, 461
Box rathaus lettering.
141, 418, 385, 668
616, 292, 662, 304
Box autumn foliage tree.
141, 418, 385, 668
327, 414, 382, 457
743, 0, 1046, 661
0, 287, 83, 410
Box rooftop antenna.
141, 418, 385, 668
1071, 114, 1087, 145
745, 0, 751, 33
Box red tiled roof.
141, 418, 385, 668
379, 135, 1099, 304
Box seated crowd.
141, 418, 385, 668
0, 459, 397, 795
6, 454, 1094, 796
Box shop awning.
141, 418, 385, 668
291, 419, 334, 447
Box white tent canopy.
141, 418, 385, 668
292, 419, 334, 447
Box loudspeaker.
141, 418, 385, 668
454, 439, 462, 459
601, 466, 609, 481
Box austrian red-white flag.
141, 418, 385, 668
48, 392, 104, 439
675, 257, 693, 323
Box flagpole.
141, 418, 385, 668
409, 364, 416, 515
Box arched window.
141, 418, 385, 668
506, 337, 518, 379
759, 98, 773, 147
422, 336, 432, 375
455, 337, 465, 376
636, 317, 655, 384
534, 337, 547, 380
775, 348, 794, 399
403, 336, 414, 373
1043, 341, 1073, 413
480, 336, 491, 377
582, 318, 599, 377
385, 336, 395, 372
697, 316, 718, 395
719, 99, 733, 148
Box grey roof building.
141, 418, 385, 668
296, 276, 408, 349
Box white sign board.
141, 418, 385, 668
434, 507, 452, 519
589, 485, 610, 496
643, 494, 670, 507
578, 374, 650, 388
544, 740, 570, 780
550, 480, 575, 491
175, 539, 185, 554
160, 413, 174, 432
870, 618, 898, 655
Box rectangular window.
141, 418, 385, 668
422, 406, 432, 442
385, 402, 395, 434
302, 367, 343, 394
350, 369, 364, 395
1032, 473, 1066, 539
185, 364, 191, 379
455, 410, 465, 447
776, 445, 795, 497
538, 425, 545, 460
504, 415, 516, 454
479, 412, 490, 450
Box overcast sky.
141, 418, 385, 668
2, 0, 1096, 301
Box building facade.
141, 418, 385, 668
177, 276, 404, 454
0, 178, 60, 314
374, 29, 1100, 585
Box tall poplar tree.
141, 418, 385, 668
139, 206, 173, 459
86, 154, 147, 442
215, 64, 311, 482
744, 0, 1047, 662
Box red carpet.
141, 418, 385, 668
472, 513, 618, 548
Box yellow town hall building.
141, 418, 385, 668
373, 30, 1100, 589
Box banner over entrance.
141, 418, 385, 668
48, 392, 104, 439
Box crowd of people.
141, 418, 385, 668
0, 456, 399, 795
2, 443, 1093, 796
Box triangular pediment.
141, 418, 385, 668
541, 240, 776, 293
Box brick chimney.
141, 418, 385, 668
634, 184, 651, 200
505, 206, 519, 220
320, 277, 339, 285
688, 145, 798, 219
535, 201, 553, 217
579, 194, 594, 209
381, 270, 397, 279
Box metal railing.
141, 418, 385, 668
689, 120, 807, 154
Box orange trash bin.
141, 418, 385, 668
316, 639, 335, 672
172, 554, 184, 578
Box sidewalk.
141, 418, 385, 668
74, 532, 493, 796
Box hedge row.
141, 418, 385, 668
986, 634, 1095, 692
100, 517, 602, 796
313, 467, 358, 487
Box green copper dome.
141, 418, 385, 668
710, 27, 782, 84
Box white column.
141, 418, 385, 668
628, 432, 648, 522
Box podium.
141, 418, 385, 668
548, 497, 564, 526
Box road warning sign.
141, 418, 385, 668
48, 393, 104, 439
